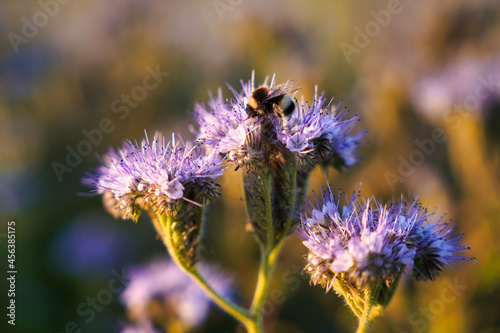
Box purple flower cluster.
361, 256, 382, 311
276, 93, 366, 170
83, 132, 225, 219
192, 73, 365, 171
121, 259, 233, 330
297, 185, 472, 290
193, 89, 262, 169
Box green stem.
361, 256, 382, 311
249, 160, 299, 331
153, 213, 255, 331
249, 171, 275, 332
278, 159, 298, 245
356, 283, 381, 333
249, 243, 282, 330
258, 169, 274, 249
334, 279, 362, 318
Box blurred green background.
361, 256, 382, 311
1, 0, 499, 332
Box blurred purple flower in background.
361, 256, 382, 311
0, 46, 57, 100
120, 322, 162, 333
412, 58, 500, 118
49, 214, 135, 277
0, 170, 40, 213
121, 259, 233, 330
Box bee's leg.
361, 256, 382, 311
273, 104, 285, 118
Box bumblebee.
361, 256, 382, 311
246, 82, 301, 119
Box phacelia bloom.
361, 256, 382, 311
193, 88, 263, 170
412, 58, 500, 118
83, 132, 226, 219
275, 92, 366, 171
297, 185, 472, 290
192, 73, 365, 172
121, 259, 233, 330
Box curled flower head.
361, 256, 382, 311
297, 185, 472, 291
409, 216, 473, 281
192, 73, 365, 172
121, 259, 233, 330
83, 132, 226, 219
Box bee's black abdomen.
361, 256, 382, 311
282, 103, 295, 116
280, 95, 296, 116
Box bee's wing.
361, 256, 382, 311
265, 81, 302, 100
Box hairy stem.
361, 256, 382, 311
334, 279, 363, 318
257, 169, 274, 249
249, 244, 282, 331
152, 213, 254, 330
249, 159, 299, 331
249, 171, 274, 332
356, 283, 381, 333
278, 159, 298, 244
